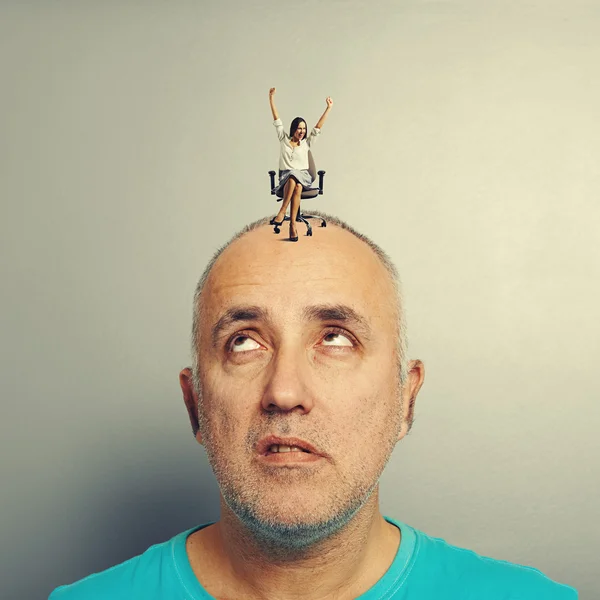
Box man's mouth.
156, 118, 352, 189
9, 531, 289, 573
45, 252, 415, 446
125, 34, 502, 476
256, 436, 324, 459
267, 444, 310, 454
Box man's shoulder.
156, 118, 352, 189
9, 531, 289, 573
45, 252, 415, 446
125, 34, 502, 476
48, 528, 195, 600
408, 524, 577, 599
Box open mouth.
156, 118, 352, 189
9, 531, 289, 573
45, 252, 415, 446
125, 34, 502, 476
267, 444, 311, 454
257, 436, 322, 458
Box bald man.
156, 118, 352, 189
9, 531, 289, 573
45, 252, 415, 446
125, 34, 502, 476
50, 213, 577, 599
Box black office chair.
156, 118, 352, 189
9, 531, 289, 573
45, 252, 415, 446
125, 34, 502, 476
268, 150, 327, 236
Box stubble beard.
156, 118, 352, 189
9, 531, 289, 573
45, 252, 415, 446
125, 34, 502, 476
196, 395, 402, 556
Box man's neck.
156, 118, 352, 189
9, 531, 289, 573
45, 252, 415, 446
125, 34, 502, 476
186, 492, 401, 600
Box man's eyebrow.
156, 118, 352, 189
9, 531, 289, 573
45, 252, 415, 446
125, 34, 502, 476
211, 306, 270, 345
303, 304, 372, 337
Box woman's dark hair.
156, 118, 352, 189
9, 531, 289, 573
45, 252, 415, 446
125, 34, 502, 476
289, 117, 308, 140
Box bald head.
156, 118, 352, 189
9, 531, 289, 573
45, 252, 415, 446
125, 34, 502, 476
179, 213, 424, 543
191, 212, 408, 386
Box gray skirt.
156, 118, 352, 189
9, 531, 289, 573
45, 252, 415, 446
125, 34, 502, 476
273, 169, 315, 198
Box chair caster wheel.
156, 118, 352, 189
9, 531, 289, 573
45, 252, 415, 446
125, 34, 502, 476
321, 221, 327, 228
307, 230, 313, 237
274, 227, 280, 234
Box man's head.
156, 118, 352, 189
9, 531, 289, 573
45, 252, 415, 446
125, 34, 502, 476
180, 212, 424, 549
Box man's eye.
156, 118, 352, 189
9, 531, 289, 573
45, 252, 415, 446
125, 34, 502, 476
321, 332, 353, 347
230, 335, 262, 353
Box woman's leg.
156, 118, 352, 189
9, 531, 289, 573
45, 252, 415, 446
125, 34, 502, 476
275, 178, 297, 222
289, 184, 303, 238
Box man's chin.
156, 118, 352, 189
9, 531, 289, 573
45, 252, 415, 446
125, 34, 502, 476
224, 493, 366, 551
238, 510, 353, 551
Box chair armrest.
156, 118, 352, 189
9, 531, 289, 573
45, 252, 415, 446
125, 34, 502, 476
317, 170, 326, 195
268, 170, 277, 194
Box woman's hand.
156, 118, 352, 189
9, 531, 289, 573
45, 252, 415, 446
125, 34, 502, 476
326, 96, 333, 108
270, 87, 276, 97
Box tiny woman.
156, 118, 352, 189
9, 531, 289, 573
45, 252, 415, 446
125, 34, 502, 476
269, 87, 333, 241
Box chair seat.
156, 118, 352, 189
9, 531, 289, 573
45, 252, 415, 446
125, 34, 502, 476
274, 187, 320, 200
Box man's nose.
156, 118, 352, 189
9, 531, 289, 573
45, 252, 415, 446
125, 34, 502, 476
261, 345, 315, 414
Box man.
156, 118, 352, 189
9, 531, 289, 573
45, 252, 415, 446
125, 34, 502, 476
50, 213, 577, 599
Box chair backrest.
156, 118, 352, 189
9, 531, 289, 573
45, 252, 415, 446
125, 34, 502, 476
308, 150, 317, 180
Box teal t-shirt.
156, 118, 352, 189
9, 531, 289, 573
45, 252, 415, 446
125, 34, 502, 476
49, 517, 578, 599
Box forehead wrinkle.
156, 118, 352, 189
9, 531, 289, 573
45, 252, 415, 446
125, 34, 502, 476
201, 226, 399, 338
210, 305, 272, 346
302, 303, 373, 340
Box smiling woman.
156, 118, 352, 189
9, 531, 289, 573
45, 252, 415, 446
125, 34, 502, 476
268, 87, 333, 241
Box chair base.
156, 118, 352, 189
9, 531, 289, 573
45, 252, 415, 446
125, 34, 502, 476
273, 213, 327, 237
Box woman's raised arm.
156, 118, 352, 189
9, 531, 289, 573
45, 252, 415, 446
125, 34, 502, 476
315, 96, 333, 129
269, 87, 279, 121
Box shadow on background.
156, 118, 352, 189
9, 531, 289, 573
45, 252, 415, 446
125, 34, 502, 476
16, 435, 220, 600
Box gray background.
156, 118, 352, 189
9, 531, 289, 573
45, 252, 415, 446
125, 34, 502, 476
1, 1, 598, 598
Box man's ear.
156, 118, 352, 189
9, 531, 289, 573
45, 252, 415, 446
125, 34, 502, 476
179, 367, 203, 444
400, 359, 425, 438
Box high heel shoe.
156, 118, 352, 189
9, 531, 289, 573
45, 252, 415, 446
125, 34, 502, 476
270, 217, 284, 226
289, 229, 299, 242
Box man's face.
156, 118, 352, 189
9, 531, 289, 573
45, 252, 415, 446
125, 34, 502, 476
184, 225, 420, 539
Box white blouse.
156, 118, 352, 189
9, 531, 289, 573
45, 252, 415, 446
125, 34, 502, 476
273, 118, 321, 171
